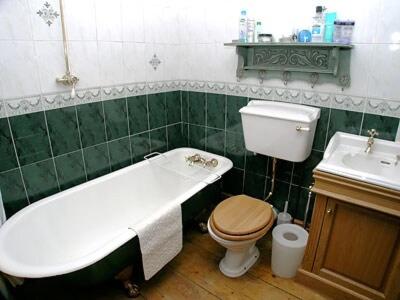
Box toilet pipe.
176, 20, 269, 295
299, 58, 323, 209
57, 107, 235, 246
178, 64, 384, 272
303, 183, 314, 229
264, 157, 277, 202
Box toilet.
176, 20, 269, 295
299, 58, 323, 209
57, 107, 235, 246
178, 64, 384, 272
208, 195, 274, 278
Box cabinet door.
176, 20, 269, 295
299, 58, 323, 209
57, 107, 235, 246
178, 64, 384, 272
313, 198, 400, 300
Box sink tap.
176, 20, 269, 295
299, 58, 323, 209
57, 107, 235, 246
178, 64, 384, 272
365, 129, 379, 154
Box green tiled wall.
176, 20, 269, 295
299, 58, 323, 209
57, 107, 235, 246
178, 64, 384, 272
0, 90, 399, 222
0, 91, 186, 218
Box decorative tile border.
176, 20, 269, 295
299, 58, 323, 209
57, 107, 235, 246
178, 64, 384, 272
331, 95, 366, 112
1, 80, 399, 119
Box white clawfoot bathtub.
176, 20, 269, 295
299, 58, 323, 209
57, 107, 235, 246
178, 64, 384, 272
0, 148, 232, 278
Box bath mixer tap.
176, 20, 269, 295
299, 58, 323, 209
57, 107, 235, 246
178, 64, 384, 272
365, 129, 379, 154
185, 154, 218, 168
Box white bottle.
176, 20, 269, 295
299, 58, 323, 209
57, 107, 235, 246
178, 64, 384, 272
239, 10, 247, 42
255, 21, 262, 42
311, 6, 324, 42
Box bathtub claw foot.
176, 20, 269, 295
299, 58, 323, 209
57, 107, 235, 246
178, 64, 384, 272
125, 282, 140, 298
199, 222, 208, 233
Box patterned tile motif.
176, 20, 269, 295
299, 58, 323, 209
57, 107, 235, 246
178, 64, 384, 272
248, 86, 273, 100
36, 1, 59, 26
126, 82, 147, 97
366, 99, 400, 118
332, 95, 366, 112
0, 100, 6, 119
274, 88, 301, 103
149, 54, 161, 70
75, 88, 102, 105
42, 92, 75, 111
187, 81, 206, 92
302, 91, 331, 108
226, 83, 248, 97
5, 96, 43, 117
101, 86, 126, 101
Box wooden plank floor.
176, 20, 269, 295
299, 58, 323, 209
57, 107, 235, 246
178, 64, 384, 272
17, 229, 330, 300
138, 229, 330, 300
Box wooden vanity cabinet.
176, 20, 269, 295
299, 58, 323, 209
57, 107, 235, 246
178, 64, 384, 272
297, 170, 400, 300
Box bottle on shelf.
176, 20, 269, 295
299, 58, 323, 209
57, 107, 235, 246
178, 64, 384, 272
239, 10, 248, 42
311, 6, 325, 42
255, 21, 263, 42
324, 12, 337, 42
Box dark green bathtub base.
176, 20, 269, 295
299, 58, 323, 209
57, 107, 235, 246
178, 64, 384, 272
13, 182, 222, 299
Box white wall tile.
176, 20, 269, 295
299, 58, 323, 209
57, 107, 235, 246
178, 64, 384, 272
29, 0, 62, 41
0, 0, 32, 40
375, 0, 400, 44
98, 42, 124, 86
368, 43, 400, 101
121, 0, 145, 42
145, 44, 165, 82
64, 0, 97, 41
35, 41, 69, 94
0, 41, 41, 98
95, 0, 123, 41
69, 41, 100, 89
122, 42, 146, 83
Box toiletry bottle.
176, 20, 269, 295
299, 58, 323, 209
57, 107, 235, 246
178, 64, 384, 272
239, 10, 248, 42
324, 12, 336, 42
255, 21, 262, 42
311, 6, 324, 42
247, 19, 255, 43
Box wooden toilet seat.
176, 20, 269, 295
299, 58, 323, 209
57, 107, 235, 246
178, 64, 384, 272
210, 195, 274, 241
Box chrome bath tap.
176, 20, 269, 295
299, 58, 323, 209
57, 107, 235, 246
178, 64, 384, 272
185, 154, 218, 168
365, 129, 379, 154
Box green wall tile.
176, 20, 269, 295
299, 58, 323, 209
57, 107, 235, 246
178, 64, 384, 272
0, 118, 18, 172
108, 137, 132, 171
83, 143, 110, 180
150, 128, 167, 153
166, 91, 181, 125
288, 185, 315, 222
148, 93, 166, 129
275, 159, 293, 183
10, 112, 51, 166
77, 102, 106, 147
167, 123, 187, 149
245, 152, 268, 176
225, 132, 245, 169
127, 95, 149, 134
269, 180, 290, 211
243, 172, 265, 199
55, 151, 86, 191
22, 159, 59, 203
182, 92, 189, 123
361, 114, 399, 141
327, 109, 363, 141
188, 92, 206, 126
104, 98, 129, 141
312, 107, 330, 151
131, 131, 150, 163
188, 124, 206, 150
0, 169, 28, 218
292, 150, 323, 188
46, 107, 80, 156
206, 128, 225, 156
226, 95, 247, 133
222, 168, 244, 195
207, 93, 226, 129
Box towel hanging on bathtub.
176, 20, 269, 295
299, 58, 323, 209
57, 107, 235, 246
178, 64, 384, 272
130, 203, 182, 280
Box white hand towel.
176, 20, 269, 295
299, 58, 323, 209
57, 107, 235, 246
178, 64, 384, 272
131, 203, 182, 280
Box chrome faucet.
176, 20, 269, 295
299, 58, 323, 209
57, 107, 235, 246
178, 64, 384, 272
365, 129, 379, 154
185, 153, 218, 168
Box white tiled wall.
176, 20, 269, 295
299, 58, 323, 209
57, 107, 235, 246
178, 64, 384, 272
0, 0, 399, 105
177, 0, 400, 103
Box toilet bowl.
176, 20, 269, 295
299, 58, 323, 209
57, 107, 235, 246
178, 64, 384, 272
208, 195, 274, 277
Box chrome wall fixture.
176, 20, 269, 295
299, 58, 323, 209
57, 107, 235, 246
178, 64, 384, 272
56, 0, 79, 98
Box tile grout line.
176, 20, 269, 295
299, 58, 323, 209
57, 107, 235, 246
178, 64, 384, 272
125, 97, 134, 164
5, 117, 30, 205
75, 106, 89, 182
42, 110, 61, 192
204, 92, 208, 150
101, 100, 112, 173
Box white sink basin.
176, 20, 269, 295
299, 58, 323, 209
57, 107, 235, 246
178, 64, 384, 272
316, 132, 400, 191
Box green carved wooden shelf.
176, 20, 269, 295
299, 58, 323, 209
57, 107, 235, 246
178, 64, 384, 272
224, 42, 353, 89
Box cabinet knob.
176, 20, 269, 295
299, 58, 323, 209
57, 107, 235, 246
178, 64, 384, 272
327, 208, 333, 214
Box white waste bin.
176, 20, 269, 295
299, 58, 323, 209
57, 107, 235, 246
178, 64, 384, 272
271, 224, 309, 278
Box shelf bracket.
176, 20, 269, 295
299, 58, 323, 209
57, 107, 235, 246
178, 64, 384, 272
282, 71, 291, 86
258, 70, 266, 84
310, 73, 319, 88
